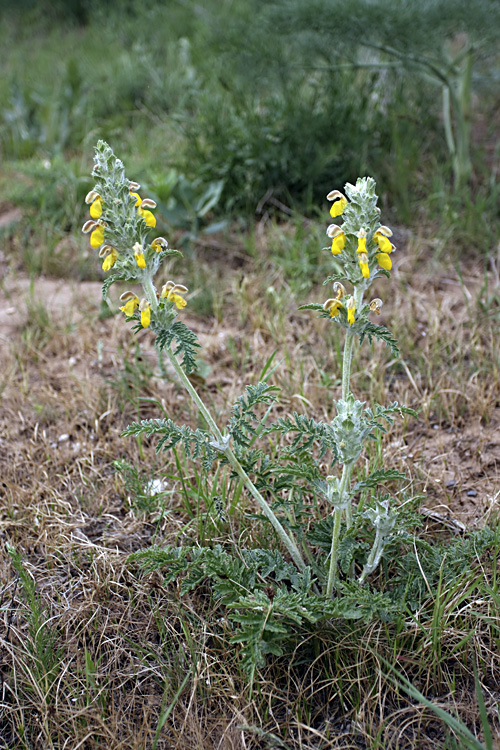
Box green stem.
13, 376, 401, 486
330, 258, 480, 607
341, 285, 364, 400
325, 461, 353, 597
164, 345, 307, 573
342, 285, 364, 528
142, 274, 158, 312
326, 507, 342, 598
341, 331, 355, 400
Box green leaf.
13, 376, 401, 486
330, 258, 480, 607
228, 381, 279, 448
156, 320, 200, 374
322, 273, 347, 285
102, 272, 128, 300
352, 469, 407, 493
360, 322, 400, 357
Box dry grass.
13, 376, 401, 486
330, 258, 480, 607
0, 216, 499, 749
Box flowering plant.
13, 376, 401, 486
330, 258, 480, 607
84, 142, 419, 676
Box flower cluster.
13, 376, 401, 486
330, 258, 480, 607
323, 282, 357, 325
326, 186, 396, 284
82, 182, 158, 273
319, 179, 396, 327
82, 140, 188, 331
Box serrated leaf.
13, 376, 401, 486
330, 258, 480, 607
322, 274, 347, 285
361, 322, 400, 357
352, 469, 407, 493
102, 272, 128, 300
156, 320, 200, 374
298, 303, 326, 311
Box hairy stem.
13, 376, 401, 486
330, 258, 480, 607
164, 345, 307, 573
325, 461, 353, 597
142, 274, 158, 312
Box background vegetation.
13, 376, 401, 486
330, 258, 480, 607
1, 1, 499, 748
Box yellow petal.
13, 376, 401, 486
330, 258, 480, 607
329, 300, 342, 318
359, 259, 370, 279
329, 196, 348, 218
171, 293, 186, 309
356, 236, 367, 254
377, 252, 392, 270
346, 298, 356, 326
90, 226, 105, 249
135, 252, 146, 269
90, 197, 103, 219
331, 232, 346, 255
374, 232, 392, 253
139, 209, 156, 228
102, 249, 119, 271
120, 297, 139, 317
130, 192, 141, 207
140, 306, 151, 328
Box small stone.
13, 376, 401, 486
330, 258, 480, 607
58, 434, 70, 443
446, 479, 457, 489
466, 489, 477, 497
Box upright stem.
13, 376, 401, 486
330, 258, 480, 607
164, 345, 307, 573
325, 461, 353, 597
341, 285, 364, 400
341, 331, 355, 400
142, 274, 158, 312
326, 284, 365, 596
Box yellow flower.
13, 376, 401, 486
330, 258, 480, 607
376, 252, 392, 271
152, 236, 168, 253
323, 281, 345, 318
133, 242, 146, 268
374, 225, 393, 254
119, 293, 151, 328
90, 197, 103, 219
327, 190, 348, 217
327, 225, 346, 255
99, 245, 119, 271
139, 298, 151, 328
323, 298, 343, 318
346, 296, 356, 326
358, 252, 370, 279
161, 280, 188, 309
130, 191, 157, 228
90, 225, 105, 249
333, 281, 346, 297
139, 208, 156, 228
369, 298, 383, 315
119, 292, 140, 317
356, 227, 367, 254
